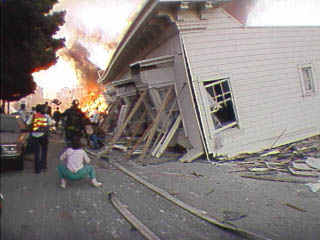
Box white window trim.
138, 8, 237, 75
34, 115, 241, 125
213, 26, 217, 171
298, 63, 316, 97
201, 76, 240, 138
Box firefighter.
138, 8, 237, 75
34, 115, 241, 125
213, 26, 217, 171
61, 99, 89, 146
27, 104, 52, 174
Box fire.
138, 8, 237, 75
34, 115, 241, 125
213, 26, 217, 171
80, 91, 108, 116
33, 0, 147, 102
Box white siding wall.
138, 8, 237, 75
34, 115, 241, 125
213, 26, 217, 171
181, 7, 320, 156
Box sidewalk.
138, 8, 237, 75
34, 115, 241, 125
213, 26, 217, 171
102, 147, 320, 240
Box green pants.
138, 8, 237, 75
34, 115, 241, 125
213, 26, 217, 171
57, 164, 96, 180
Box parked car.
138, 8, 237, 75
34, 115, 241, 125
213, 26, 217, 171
0, 114, 29, 171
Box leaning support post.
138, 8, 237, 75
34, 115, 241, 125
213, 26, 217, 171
126, 121, 154, 159
138, 86, 173, 162
104, 91, 147, 154
127, 110, 147, 147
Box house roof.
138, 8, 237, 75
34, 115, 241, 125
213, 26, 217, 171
99, 0, 231, 85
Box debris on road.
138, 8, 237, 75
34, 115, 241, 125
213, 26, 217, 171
108, 192, 161, 240
305, 180, 320, 193
285, 203, 307, 213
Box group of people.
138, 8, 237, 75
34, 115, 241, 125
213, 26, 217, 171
25, 99, 104, 189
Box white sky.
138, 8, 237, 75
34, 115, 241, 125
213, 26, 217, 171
247, 0, 320, 26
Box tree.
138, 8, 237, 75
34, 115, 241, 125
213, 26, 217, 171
1, 0, 66, 101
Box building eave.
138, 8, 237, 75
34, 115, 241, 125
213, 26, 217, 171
99, 0, 232, 85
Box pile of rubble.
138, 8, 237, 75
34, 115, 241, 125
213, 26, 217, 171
218, 135, 320, 174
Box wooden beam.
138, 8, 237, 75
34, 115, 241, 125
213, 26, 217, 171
116, 104, 130, 131
110, 160, 270, 240
127, 110, 147, 147
104, 91, 147, 154
151, 83, 186, 153
109, 192, 161, 240
126, 121, 154, 158
155, 115, 182, 158
99, 99, 119, 131
138, 86, 173, 162
142, 98, 155, 121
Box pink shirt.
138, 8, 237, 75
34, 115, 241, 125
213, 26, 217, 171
60, 148, 91, 173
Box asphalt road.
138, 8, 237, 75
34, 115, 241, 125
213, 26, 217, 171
1, 132, 243, 240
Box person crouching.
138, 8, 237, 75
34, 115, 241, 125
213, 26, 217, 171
57, 137, 102, 188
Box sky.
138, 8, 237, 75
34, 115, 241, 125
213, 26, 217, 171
246, 0, 320, 26
33, 0, 320, 99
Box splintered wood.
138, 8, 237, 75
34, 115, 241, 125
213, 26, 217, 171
99, 85, 186, 163
223, 135, 320, 180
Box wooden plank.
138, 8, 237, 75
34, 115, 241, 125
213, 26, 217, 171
139, 86, 173, 162
109, 192, 161, 240
152, 133, 166, 156
142, 97, 155, 121
151, 83, 186, 153
110, 160, 269, 240
155, 115, 182, 158
104, 91, 147, 154
127, 110, 147, 147
288, 167, 319, 177
116, 104, 130, 131
126, 122, 154, 158
240, 174, 309, 183
150, 110, 174, 154
179, 148, 204, 163
99, 99, 118, 131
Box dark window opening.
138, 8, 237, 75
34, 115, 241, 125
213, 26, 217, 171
204, 78, 238, 130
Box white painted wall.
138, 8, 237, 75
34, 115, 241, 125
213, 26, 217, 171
181, 7, 320, 156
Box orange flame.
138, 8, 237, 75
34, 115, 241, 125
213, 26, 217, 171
80, 90, 108, 116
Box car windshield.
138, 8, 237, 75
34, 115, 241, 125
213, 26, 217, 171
0, 115, 23, 133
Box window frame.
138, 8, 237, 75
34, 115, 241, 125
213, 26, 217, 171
298, 63, 316, 96
201, 76, 240, 138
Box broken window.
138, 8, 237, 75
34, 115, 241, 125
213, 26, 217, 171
204, 78, 238, 132
298, 64, 316, 96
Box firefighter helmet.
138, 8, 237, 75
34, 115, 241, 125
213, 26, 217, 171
72, 99, 80, 106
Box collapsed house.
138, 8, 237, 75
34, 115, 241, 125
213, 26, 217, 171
98, 0, 320, 163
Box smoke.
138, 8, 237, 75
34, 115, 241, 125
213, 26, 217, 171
59, 42, 103, 92
33, 0, 146, 98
